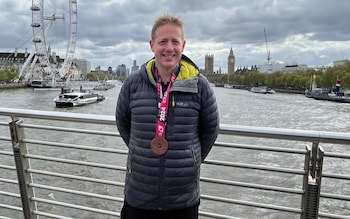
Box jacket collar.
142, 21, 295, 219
145, 54, 199, 82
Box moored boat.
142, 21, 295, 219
53, 87, 105, 107
250, 86, 275, 94
305, 76, 350, 103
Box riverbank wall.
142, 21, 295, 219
0, 82, 27, 89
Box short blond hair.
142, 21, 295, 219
151, 14, 185, 40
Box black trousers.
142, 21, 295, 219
121, 200, 199, 219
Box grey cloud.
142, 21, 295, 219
1, 0, 350, 71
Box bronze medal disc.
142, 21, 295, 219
151, 136, 168, 155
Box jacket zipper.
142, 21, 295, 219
159, 156, 164, 210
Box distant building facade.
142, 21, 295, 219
333, 59, 350, 67
131, 60, 139, 73
116, 64, 127, 77
0, 48, 31, 68
258, 61, 308, 73
74, 58, 91, 75
95, 66, 101, 72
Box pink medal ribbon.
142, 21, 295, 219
151, 69, 177, 155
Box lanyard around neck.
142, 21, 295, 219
154, 68, 177, 137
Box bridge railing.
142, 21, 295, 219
0, 107, 350, 219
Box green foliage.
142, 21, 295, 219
86, 72, 126, 82
225, 63, 350, 90
0, 66, 19, 82
86, 72, 114, 81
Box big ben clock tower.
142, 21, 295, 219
228, 47, 235, 74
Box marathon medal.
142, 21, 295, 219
151, 69, 177, 156
151, 136, 168, 155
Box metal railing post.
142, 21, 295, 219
9, 119, 38, 219
300, 142, 324, 219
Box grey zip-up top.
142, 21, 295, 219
116, 55, 219, 210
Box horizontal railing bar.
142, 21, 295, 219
0, 121, 9, 126
204, 159, 305, 175
199, 211, 240, 219
201, 177, 303, 194
0, 137, 10, 141
25, 154, 126, 171
28, 169, 125, 187
220, 124, 350, 145
0, 191, 20, 198
0, 151, 13, 156
0, 107, 116, 125
22, 138, 128, 154
0, 165, 15, 170
322, 172, 350, 180
200, 194, 302, 214
318, 212, 350, 219
0, 216, 16, 219
0, 178, 17, 184
19, 123, 119, 137
30, 183, 123, 202
321, 192, 350, 201
0, 203, 22, 212
31, 197, 120, 216
214, 141, 307, 154
33, 211, 74, 219
324, 151, 350, 159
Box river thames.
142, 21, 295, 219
1, 83, 350, 218
1, 83, 350, 133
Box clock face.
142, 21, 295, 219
230, 58, 234, 62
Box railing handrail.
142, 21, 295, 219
0, 107, 115, 125
2, 107, 350, 145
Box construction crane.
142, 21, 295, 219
264, 28, 273, 72
264, 28, 271, 63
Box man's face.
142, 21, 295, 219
150, 23, 186, 72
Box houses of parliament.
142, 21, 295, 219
201, 47, 235, 83
201, 47, 257, 83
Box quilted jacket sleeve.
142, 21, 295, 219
198, 75, 219, 161
115, 77, 132, 146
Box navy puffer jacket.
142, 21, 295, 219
116, 55, 219, 210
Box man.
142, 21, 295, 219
116, 14, 219, 219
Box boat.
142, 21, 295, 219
305, 76, 350, 103
304, 75, 327, 98
250, 86, 276, 94
224, 84, 233, 89
308, 89, 350, 103
53, 87, 105, 107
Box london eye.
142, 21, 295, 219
27, 0, 77, 87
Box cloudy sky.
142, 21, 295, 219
1, 0, 350, 73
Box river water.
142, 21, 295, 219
0, 82, 350, 218
1, 83, 350, 132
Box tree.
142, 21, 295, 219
0, 66, 19, 82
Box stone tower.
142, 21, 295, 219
227, 48, 235, 74
205, 54, 214, 74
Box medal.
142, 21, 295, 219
151, 68, 177, 156
151, 136, 168, 155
